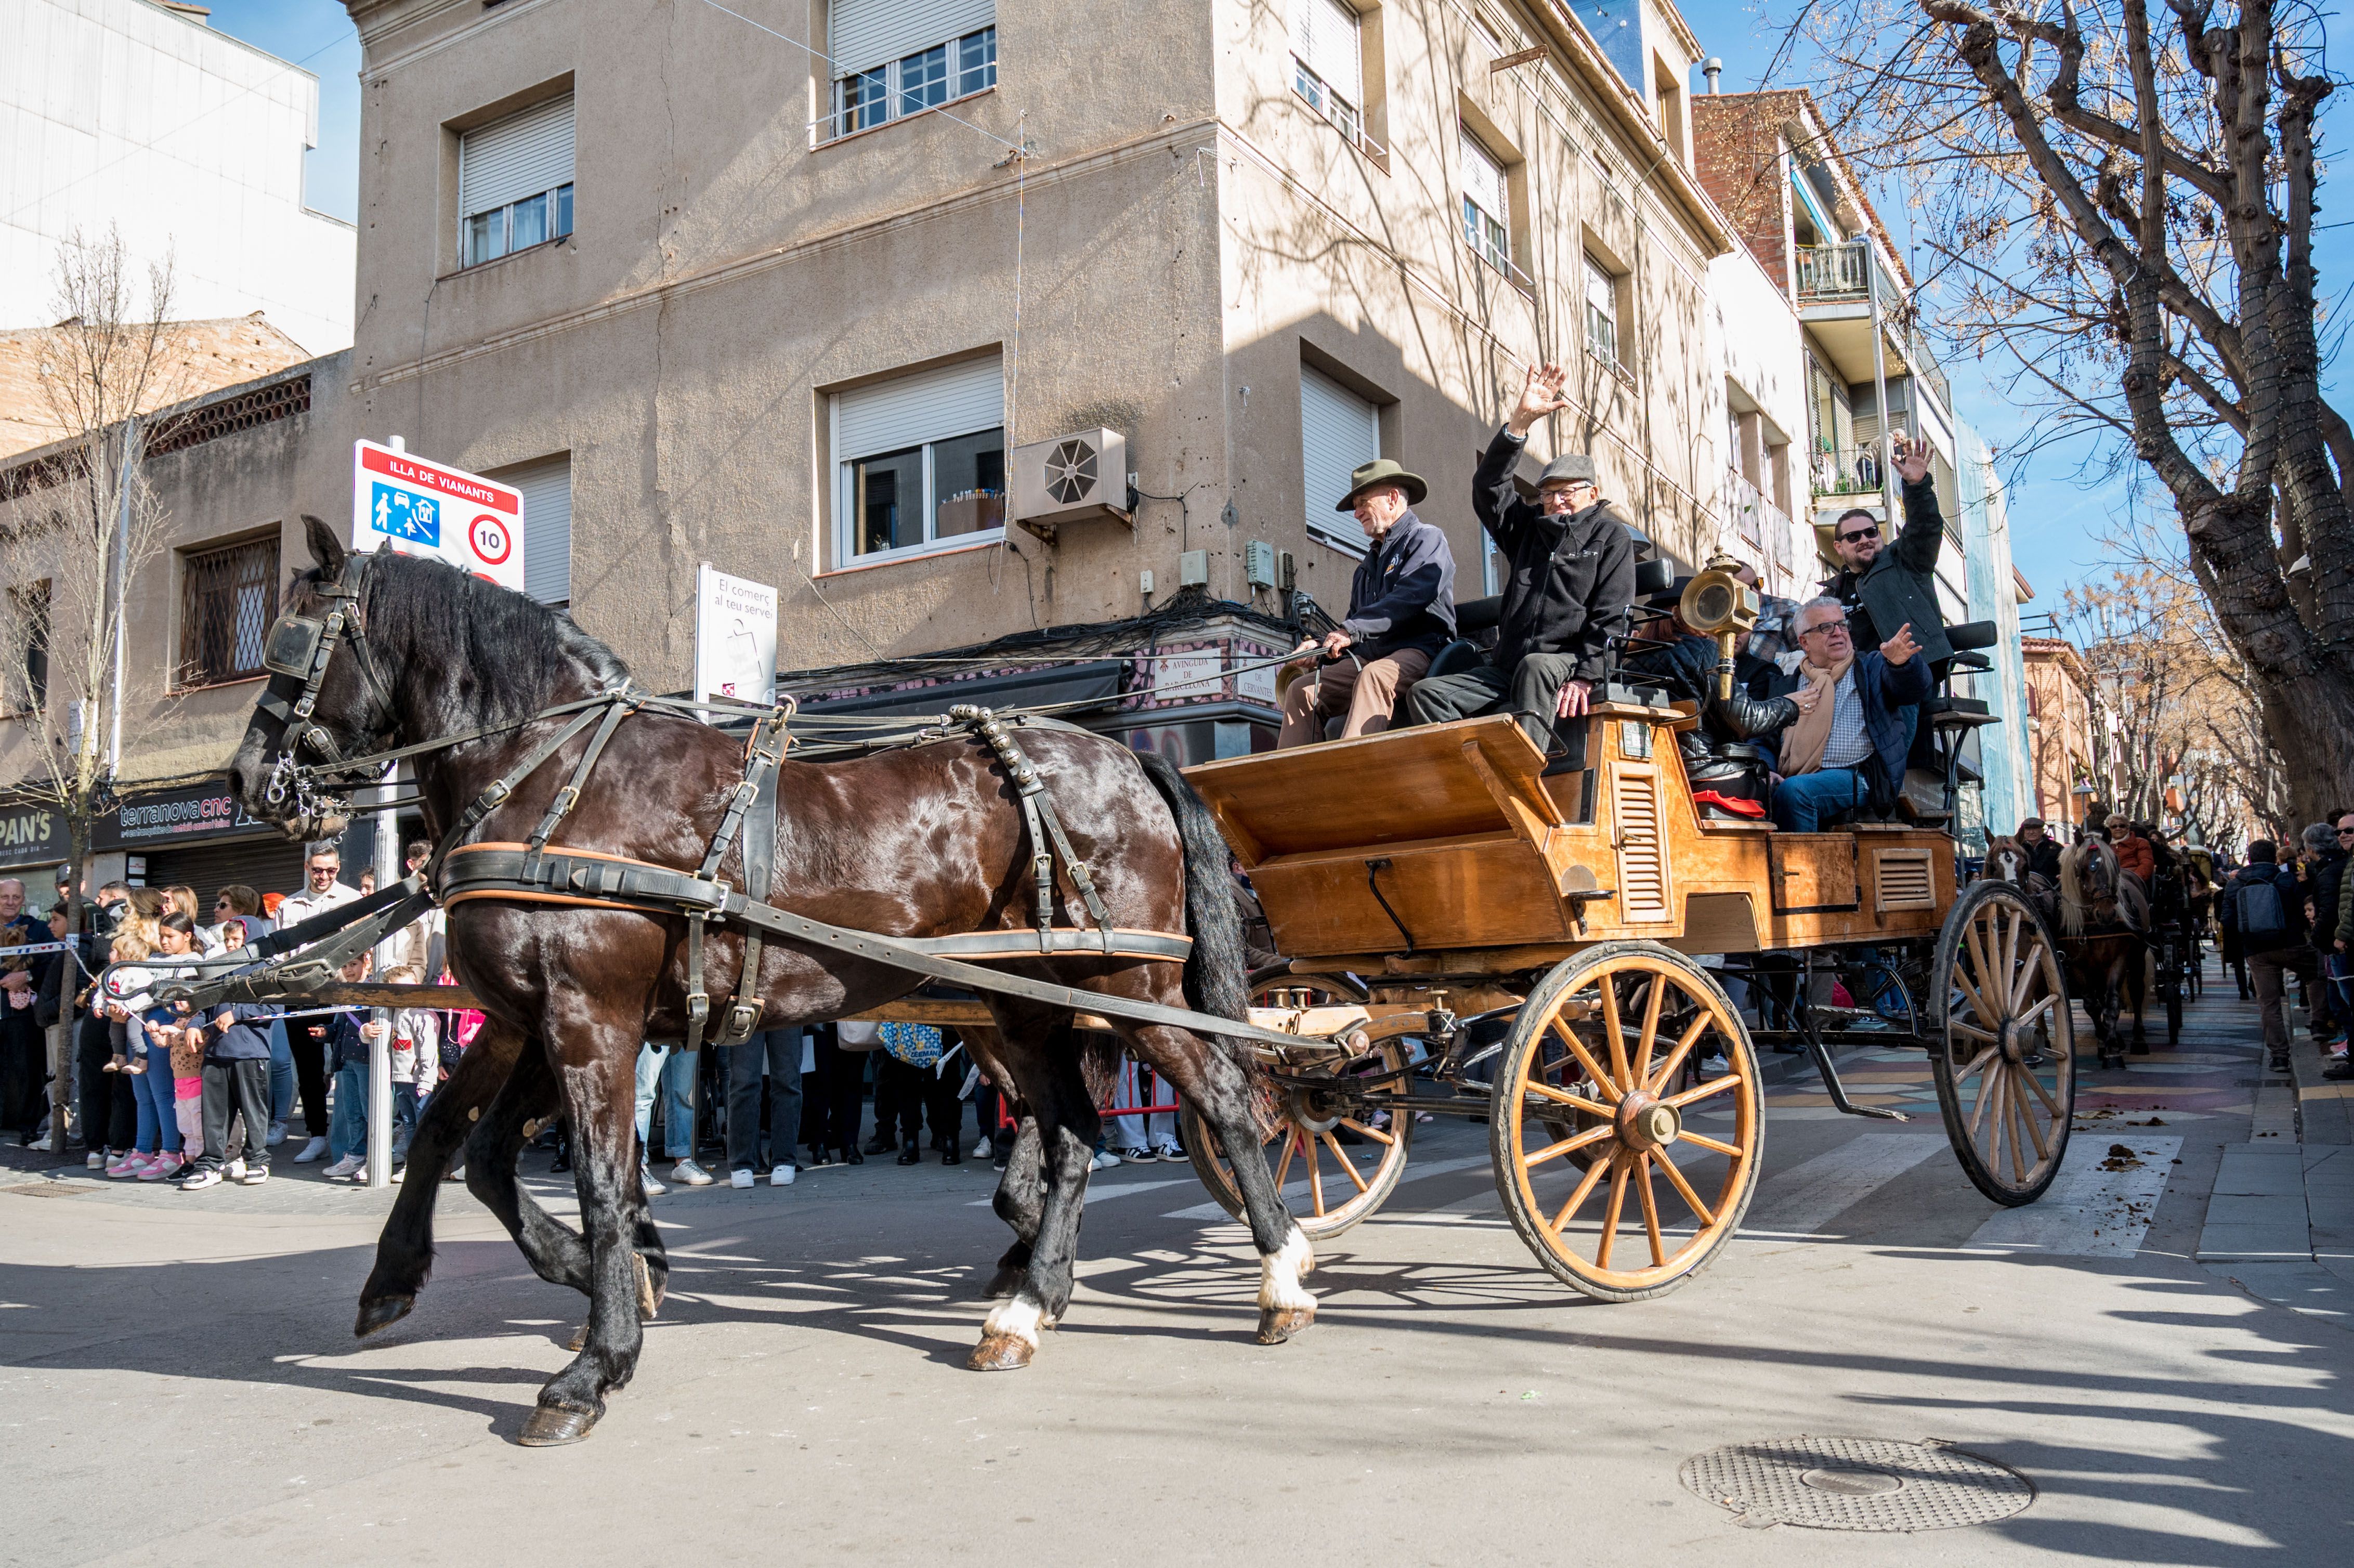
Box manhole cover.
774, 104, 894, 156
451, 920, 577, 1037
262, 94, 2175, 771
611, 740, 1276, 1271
1681, 1436, 2033, 1531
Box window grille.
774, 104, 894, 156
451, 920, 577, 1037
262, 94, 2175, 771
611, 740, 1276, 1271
179, 537, 279, 687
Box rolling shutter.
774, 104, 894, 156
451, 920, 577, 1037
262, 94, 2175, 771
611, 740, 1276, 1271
833, 355, 1003, 461
495, 456, 572, 606
1292, 0, 1362, 103
1461, 130, 1508, 225
459, 96, 574, 220
1300, 364, 1379, 551
829, 0, 995, 78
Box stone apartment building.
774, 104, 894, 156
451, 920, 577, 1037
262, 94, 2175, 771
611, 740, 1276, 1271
0, 0, 1755, 895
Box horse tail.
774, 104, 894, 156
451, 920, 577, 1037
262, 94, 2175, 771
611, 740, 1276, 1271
1132, 751, 1255, 1052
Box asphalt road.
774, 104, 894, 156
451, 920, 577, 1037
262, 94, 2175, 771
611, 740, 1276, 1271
4, 981, 2349, 1566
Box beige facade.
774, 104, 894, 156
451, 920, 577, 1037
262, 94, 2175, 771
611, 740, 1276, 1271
2, 0, 1737, 860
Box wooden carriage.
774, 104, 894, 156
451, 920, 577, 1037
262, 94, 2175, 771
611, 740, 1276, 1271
1178, 703, 2073, 1301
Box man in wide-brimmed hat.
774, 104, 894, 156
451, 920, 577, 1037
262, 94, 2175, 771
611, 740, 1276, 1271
1276, 458, 1457, 748
1405, 362, 1637, 761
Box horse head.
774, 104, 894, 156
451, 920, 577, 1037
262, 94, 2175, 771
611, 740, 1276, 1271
2057, 838, 2125, 938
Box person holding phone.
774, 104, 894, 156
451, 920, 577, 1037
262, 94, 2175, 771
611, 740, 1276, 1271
1820, 430, 1955, 670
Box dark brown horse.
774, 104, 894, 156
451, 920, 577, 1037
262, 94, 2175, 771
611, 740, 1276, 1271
226, 521, 1311, 1445
2055, 838, 2152, 1065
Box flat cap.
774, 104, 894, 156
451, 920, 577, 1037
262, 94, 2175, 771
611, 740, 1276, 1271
1538, 453, 1598, 488
2018, 817, 2046, 830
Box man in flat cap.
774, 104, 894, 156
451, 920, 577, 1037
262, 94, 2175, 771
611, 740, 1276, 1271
1277, 458, 1458, 748
1407, 363, 1637, 761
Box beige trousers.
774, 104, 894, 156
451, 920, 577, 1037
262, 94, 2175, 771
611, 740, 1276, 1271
1276, 647, 1432, 748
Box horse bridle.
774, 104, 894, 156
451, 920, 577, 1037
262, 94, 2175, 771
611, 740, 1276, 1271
256, 552, 400, 804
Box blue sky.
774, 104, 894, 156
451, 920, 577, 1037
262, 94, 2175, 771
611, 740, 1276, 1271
204, 0, 2344, 608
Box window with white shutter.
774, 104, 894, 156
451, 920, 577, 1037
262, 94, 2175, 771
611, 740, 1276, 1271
459, 96, 575, 269
826, 1, 997, 139
1300, 364, 1380, 556
1461, 129, 1512, 276
1290, 0, 1364, 146
490, 456, 573, 606
1585, 252, 1621, 364
831, 355, 1005, 564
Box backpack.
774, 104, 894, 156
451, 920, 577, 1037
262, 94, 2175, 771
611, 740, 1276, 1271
2239, 869, 2288, 936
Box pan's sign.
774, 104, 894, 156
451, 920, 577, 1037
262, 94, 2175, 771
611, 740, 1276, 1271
0, 805, 64, 864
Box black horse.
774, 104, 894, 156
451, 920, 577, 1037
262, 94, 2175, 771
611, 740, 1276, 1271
226, 521, 1311, 1445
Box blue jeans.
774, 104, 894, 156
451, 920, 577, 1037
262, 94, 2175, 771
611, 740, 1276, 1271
1773, 768, 1868, 832
136, 1040, 179, 1153
268, 1020, 294, 1125
634, 1044, 696, 1161
330, 1061, 368, 1161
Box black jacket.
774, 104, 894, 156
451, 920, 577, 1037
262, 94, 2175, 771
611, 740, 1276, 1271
1340, 508, 1457, 659
1823, 474, 1954, 665
1473, 426, 1638, 680
2023, 836, 2063, 885
2222, 863, 2309, 957
1625, 634, 1797, 743
2310, 847, 2348, 953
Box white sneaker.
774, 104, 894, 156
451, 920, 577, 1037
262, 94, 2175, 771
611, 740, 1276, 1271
294, 1136, 328, 1164
640, 1167, 666, 1196
1090, 1149, 1122, 1170
770, 1165, 795, 1187
323, 1153, 362, 1179
1149, 1141, 1184, 1162
972, 1141, 991, 1160
236, 1163, 269, 1185
85, 1151, 105, 1169
670, 1159, 714, 1187
226, 1158, 246, 1182
730, 1167, 755, 1189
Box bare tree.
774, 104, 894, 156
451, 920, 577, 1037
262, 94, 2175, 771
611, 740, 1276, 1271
1791, 0, 2350, 824
0, 230, 188, 1148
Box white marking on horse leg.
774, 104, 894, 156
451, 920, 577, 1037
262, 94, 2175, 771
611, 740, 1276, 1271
981, 1294, 1045, 1349
1258, 1224, 1316, 1313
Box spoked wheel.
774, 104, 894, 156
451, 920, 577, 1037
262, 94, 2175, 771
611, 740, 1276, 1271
1181, 1026, 1417, 1239
1931, 880, 2075, 1206
1488, 942, 1763, 1302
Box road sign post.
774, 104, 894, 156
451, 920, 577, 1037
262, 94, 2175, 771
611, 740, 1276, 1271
351, 438, 525, 591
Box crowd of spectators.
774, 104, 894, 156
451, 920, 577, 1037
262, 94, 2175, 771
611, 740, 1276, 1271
0, 840, 1176, 1192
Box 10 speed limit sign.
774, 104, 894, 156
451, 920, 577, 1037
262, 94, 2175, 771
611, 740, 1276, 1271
351, 438, 525, 591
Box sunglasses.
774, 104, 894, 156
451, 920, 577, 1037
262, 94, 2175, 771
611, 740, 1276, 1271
1799, 619, 1851, 636
1837, 526, 1880, 543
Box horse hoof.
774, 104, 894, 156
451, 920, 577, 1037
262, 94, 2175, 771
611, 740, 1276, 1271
517, 1404, 599, 1447
1257, 1305, 1315, 1344
634, 1255, 660, 1322
353, 1294, 414, 1339
966, 1332, 1035, 1371
981, 1265, 1025, 1300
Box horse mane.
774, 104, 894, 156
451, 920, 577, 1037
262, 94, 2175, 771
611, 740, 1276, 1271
325, 546, 632, 731
2056, 839, 2114, 938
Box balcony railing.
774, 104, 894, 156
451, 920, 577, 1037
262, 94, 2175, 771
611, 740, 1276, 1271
1796, 241, 1955, 413
1811, 444, 1885, 499
1725, 466, 1793, 552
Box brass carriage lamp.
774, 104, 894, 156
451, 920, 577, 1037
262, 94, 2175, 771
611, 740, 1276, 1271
1678, 553, 1761, 699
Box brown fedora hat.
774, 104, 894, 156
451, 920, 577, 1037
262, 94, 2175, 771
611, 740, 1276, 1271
1335, 458, 1428, 511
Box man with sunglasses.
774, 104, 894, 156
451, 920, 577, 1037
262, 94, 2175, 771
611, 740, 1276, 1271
1822, 432, 1954, 669
1759, 597, 1930, 831
1406, 362, 1637, 761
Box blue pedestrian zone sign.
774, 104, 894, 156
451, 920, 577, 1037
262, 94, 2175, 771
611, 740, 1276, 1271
370, 481, 440, 546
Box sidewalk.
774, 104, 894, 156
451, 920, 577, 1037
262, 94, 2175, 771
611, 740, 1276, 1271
2195, 988, 2354, 1329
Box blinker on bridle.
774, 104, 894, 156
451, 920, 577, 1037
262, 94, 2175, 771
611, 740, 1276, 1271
256, 552, 397, 805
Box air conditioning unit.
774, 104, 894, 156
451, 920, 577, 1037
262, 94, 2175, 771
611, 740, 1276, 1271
1009, 427, 1133, 542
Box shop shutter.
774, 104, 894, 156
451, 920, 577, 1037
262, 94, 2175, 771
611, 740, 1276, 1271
459, 96, 575, 220
828, 0, 995, 79
139, 839, 305, 916
833, 355, 1004, 462
496, 456, 573, 606
1300, 364, 1379, 551
1292, 0, 1362, 103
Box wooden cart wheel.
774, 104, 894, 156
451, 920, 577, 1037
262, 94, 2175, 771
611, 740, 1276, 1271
1181, 1026, 1417, 1240
1931, 880, 2075, 1207
1487, 942, 1764, 1302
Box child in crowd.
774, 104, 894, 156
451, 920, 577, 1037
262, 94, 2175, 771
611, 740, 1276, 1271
320, 953, 381, 1181
101, 911, 160, 1078
111, 913, 204, 1181
383, 965, 439, 1161
178, 991, 277, 1191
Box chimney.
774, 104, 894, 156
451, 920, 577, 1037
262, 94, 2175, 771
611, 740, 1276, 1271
1702, 57, 1724, 94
